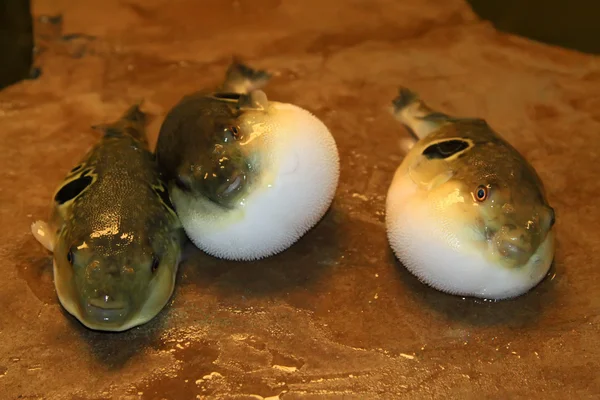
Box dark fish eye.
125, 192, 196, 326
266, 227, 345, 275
151, 255, 160, 273
475, 185, 488, 202
549, 207, 556, 228
229, 126, 240, 139
66, 249, 74, 265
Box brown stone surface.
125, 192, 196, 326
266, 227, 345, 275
1, 0, 599, 399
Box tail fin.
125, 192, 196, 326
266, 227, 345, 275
218, 57, 272, 94
92, 101, 151, 146
120, 101, 147, 127
392, 87, 420, 115
391, 87, 451, 140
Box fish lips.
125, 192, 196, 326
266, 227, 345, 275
216, 171, 245, 198
486, 228, 536, 266
197, 170, 248, 208
84, 297, 131, 325
497, 240, 532, 265
174, 165, 249, 208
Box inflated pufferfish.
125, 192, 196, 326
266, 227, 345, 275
155, 61, 340, 261
31, 104, 185, 331
386, 88, 556, 300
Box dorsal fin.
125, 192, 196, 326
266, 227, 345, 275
91, 102, 151, 146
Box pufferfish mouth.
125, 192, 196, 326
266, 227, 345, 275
497, 240, 530, 260
217, 173, 244, 197
485, 230, 534, 265
85, 298, 130, 323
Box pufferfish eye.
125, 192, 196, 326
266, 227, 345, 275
66, 249, 74, 265
151, 255, 160, 273
475, 185, 488, 202
224, 126, 241, 142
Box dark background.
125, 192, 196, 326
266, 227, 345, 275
467, 0, 600, 55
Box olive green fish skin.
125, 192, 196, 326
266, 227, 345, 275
155, 62, 272, 209
420, 119, 554, 264
50, 105, 184, 331
424, 118, 550, 201
156, 94, 252, 209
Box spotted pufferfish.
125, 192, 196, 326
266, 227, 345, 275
385, 87, 556, 300
31, 104, 185, 331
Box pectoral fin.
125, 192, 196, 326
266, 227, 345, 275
408, 155, 454, 191
31, 220, 55, 252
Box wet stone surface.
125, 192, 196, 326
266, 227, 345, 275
1, 0, 599, 399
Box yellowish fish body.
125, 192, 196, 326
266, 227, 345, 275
31, 105, 185, 331
386, 88, 556, 299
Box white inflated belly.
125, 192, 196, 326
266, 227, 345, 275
385, 169, 554, 300
174, 102, 340, 261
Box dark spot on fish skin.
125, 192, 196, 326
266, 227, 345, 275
54, 175, 93, 205
212, 92, 242, 100
422, 139, 471, 160
154, 184, 176, 213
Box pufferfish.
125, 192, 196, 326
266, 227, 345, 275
31, 104, 185, 331
155, 60, 340, 261
385, 88, 556, 300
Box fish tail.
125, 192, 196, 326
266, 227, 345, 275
392, 87, 420, 114
219, 56, 272, 94
120, 101, 151, 145
391, 87, 451, 139
92, 101, 150, 146
120, 101, 147, 128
